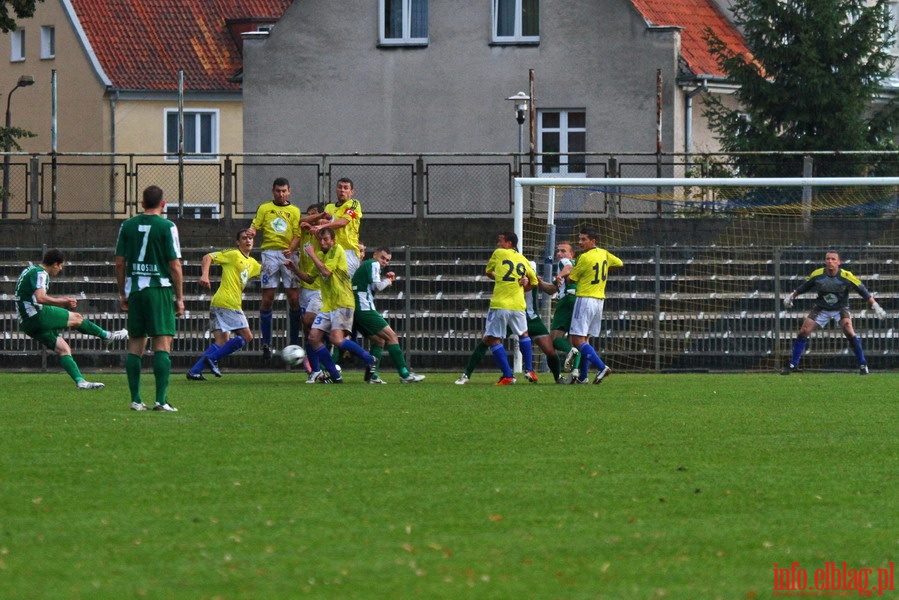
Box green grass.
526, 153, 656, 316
1, 371, 897, 599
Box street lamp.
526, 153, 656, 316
506, 91, 530, 175
2, 74, 35, 219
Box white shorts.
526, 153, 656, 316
261, 250, 299, 289
209, 306, 250, 333
346, 250, 360, 278
569, 297, 605, 338
484, 308, 527, 338
311, 307, 355, 334
300, 288, 323, 315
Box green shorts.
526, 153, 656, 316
354, 309, 389, 337
526, 314, 549, 338
127, 287, 176, 337
550, 294, 576, 332
20, 305, 70, 349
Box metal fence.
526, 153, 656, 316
5, 150, 899, 219
2, 245, 896, 374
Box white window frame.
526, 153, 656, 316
164, 108, 220, 161
40, 26, 55, 59
379, 0, 429, 46
492, 0, 539, 44
537, 109, 586, 177
10, 29, 25, 62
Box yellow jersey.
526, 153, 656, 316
569, 247, 623, 299
209, 249, 261, 311
325, 199, 362, 255
486, 247, 537, 311
314, 243, 354, 311
250, 201, 302, 251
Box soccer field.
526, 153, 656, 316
2, 372, 896, 599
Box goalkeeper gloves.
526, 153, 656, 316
783, 294, 793, 309
872, 301, 887, 318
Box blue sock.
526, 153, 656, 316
189, 344, 219, 375
316, 345, 341, 380
260, 309, 273, 345
790, 336, 808, 367
579, 342, 606, 377
288, 309, 303, 346
850, 336, 867, 365
307, 341, 320, 372
519, 336, 534, 373
338, 339, 374, 365
210, 336, 246, 361
490, 343, 514, 379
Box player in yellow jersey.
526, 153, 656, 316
311, 177, 363, 276
567, 228, 623, 384
187, 229, 261, 380
481, 231, 538, 385
247, 177, 303, 361
288, 228, 375, 383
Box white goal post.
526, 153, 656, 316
512, 176, 899, 373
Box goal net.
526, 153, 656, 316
514, 177, 899, 373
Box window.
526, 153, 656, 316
164, 109, 219, 160
166, 204, 220, 220
40, 26, 55, 59
380, 0, 428, 45
492, 0, 539, 44
537, 110, 586, 176
10, 30, 24, 62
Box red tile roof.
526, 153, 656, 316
629, 0, 750, 77
68, 0, 292, 91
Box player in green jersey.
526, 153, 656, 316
15, 248, 127, 389
115, 185, 184, 411
351, 247, 424, 384
550, 241, 582, 381
187, 229, 262, 380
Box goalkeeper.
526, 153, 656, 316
781, 251, 886, 375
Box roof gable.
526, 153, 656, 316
629, 0, 749, 77
66, 0, 292, 92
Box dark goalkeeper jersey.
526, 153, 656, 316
794, 267, 872, 311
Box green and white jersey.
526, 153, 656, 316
14, 264, 49, 323
115, 214, 182, 298
557, 257, 577, 298
352, 258, 388, 311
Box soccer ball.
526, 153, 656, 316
281, 345, 306, 367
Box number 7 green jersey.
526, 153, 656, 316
115, 214, 182, 297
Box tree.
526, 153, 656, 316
703, 0, 899, 177
0, 0, 42, 33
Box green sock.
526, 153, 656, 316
573, 353, 582, 370
546, 353, 561, 379
552, 336, 573, 353
386, 343, 409, 377
59, 354, 83, 382
153, 351, 171, 406
331, 344, 341, 363
464, 342, 490, 377
76, 319, 107, 339
371, 345, 384, 375
126, 353, 142, 403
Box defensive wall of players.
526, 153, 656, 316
2, 216, 898, 373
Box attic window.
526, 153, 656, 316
164, 109, 219, 161
257, 24, 273, 33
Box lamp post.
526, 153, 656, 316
2, 75, 35, 219
506, 91, 530, 176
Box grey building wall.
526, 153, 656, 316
242, 0, 682, 160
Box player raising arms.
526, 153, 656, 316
287, 227, 376, 383
567, 228, 622, 384
186, 229, 261, 380
782, 251, 886, 375
311, 177, 363, 277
